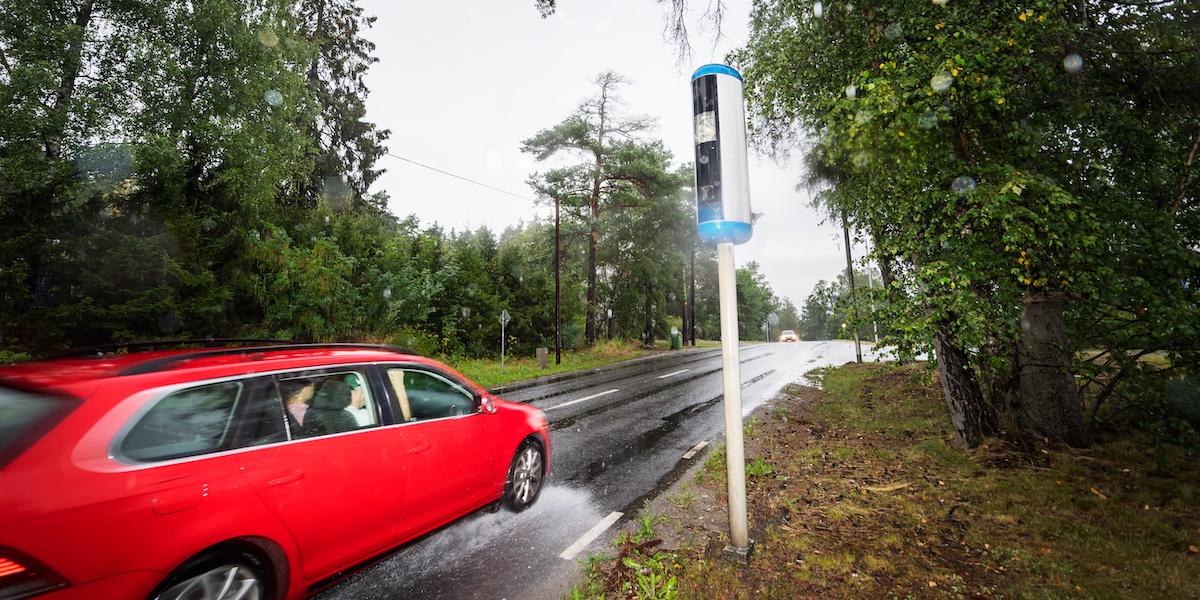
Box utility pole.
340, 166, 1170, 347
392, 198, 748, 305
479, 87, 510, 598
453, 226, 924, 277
867, 270, 879, 344
843, 211, 863, 363
554, 196, 562, 365
500, 310, 511, 367
688, 248, 697, 345
679, 270, 688, 346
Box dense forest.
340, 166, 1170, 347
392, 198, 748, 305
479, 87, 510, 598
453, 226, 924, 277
0, 0, 799, 359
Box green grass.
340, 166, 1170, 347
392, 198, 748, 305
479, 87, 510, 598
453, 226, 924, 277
696, 443, 726, 486
446, 339, 651, 389
745, 457, 776, 478
651, 338, 723, 350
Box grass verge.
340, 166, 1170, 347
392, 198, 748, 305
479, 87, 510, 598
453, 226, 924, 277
568, 362, 1200, 599
446, 339, 652, 389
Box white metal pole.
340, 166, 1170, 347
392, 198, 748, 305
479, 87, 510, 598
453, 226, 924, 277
501, 321, 506, 368
717, 242, 750, 555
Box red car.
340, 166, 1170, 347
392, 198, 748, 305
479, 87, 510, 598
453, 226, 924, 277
0, 342, 550, 600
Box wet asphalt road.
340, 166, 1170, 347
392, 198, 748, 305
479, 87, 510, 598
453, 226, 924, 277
318, 340, 874, 600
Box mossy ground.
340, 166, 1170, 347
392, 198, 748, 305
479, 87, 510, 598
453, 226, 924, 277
570, 362, 1200, 599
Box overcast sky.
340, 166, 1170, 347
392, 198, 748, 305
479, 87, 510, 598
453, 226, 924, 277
360, 0, 866, 308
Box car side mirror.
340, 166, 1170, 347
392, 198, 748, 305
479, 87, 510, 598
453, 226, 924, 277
480, 396, 497, 414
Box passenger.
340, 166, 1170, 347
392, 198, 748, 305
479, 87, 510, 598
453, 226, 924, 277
306, 379, 359, 434
282, 380, 315, 429
343, 374, 372, 426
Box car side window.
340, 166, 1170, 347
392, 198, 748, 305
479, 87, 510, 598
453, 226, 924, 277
280, 370, 378, 439
235, 380, 289, 447
385, 368, 476, 422
121, 381, 243, 461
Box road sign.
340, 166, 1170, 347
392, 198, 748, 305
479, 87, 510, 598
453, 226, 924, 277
500, 310, 511, 326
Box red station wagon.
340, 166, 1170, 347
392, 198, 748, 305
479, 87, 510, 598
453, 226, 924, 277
0, 342, 551, 600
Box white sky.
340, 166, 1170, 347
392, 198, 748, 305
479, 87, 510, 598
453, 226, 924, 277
360, 0, 867, 306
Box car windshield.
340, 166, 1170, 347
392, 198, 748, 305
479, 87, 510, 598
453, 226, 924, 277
0, 386, 68, 466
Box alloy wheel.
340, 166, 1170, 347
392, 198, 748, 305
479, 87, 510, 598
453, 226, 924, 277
158, 564, 262, 600
512, 445, 543, 505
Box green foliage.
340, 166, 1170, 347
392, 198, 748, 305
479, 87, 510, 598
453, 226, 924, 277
621, 552, 679, 600
632, 512, 661, 544
0, 2, 806, 359
746, 457, 776, 478
798, 268, 880, 341
733, 0, 1199, 443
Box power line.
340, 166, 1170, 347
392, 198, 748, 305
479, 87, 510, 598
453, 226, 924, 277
383, 151, 537, 203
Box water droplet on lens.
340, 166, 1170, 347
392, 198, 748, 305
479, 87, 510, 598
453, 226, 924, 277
845, 84, 857, 99
698, 155, 709, 164
257, 28, 279, 48
951, 175, 977, 193
813, 1, 824, 18
461, 306, 471, 318
884, 23, 903, 39
918, 110, 938, 129
931, 72, 953, 93
382, 287, 392, 300
264, 89, 283, 106
1062, 53, 1083, 74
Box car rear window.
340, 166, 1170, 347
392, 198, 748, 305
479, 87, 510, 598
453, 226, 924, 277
0, 386, 70, 467
120, 381, 243, 462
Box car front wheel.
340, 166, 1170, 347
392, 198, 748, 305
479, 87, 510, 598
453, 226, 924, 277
504, 438, 545, 511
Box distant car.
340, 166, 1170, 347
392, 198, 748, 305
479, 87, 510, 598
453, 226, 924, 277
0, 342, 550, 600
778, 330, 798, 342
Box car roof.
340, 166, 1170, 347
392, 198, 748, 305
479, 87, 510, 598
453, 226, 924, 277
0, 344, 425, 390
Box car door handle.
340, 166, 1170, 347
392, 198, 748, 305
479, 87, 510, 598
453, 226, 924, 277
408, 440, 431, 454
266, 469, 305, 487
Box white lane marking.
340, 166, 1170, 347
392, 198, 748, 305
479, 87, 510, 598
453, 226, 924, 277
559, 511, 624, 561
656, 368, 691, 379
545, 388, 619, 411
682, 440, 709, 459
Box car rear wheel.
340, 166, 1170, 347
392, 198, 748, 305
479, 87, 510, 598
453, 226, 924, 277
153, 549, 271, 600
504, 438, 545, 511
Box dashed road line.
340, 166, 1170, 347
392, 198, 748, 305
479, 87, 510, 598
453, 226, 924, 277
545, 388, 619, 411
559, 511, 624, 560
682, 440, 709, 459
656, 368, 691, 379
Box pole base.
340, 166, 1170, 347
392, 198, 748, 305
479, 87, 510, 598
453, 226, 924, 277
722, 539, 755, 565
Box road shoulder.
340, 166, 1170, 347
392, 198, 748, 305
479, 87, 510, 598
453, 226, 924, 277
566, 362, 1200, 599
